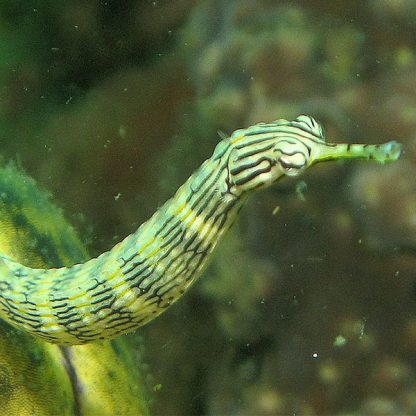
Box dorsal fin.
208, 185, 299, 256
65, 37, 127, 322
217, 130, 228, 141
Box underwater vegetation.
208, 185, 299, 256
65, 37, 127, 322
0, 0, 416, 415
0, 164, 148, 415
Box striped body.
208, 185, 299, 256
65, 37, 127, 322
0, 115, 402, 344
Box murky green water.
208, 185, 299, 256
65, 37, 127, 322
1, 1, 415, 414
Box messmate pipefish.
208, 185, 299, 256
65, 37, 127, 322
0, 115, 402, 345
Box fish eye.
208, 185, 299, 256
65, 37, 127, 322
279, 153, 307, 176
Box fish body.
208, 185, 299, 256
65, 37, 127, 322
0, 115, 402, 344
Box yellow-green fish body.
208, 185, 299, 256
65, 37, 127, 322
0, 115, 402, 345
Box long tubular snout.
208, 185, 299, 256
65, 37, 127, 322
312, 140, 402, 165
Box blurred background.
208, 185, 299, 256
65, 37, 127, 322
1, 1, 416, 414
